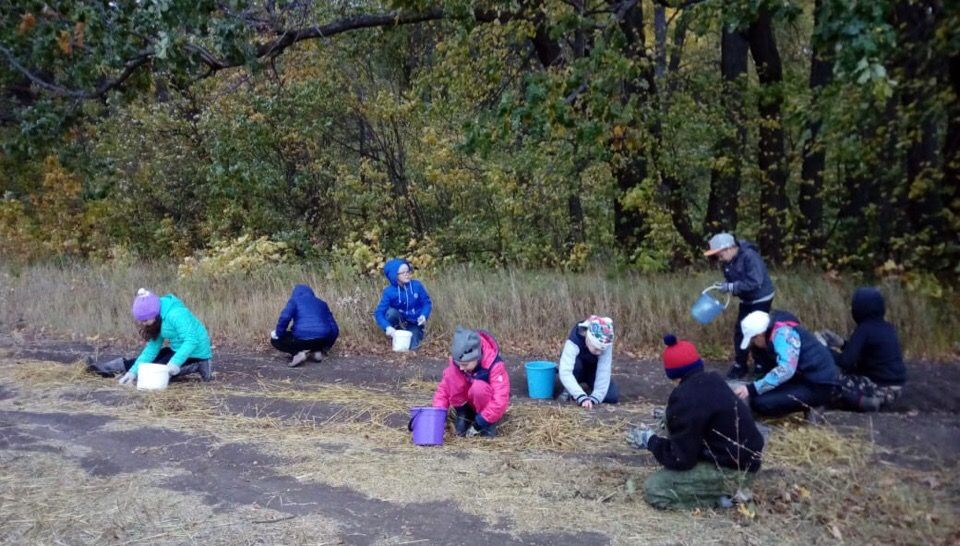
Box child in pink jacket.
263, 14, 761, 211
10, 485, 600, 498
433, 327, 511, 437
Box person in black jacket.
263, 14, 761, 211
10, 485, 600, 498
627, 335, 764, 510
819, 287, 907, 411
703, 233, 776, 380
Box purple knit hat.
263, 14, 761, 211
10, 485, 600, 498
131, 288, 160, 321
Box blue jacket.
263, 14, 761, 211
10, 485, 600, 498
834, 288, 906, 386
373, 258, 432, 331
722, 240, 775, 303
749, 310, 838, 396
276, 284, 339, 340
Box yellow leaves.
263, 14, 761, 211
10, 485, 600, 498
177, 235, 291, 280
57, 30, 73, 55
18, 12, 36, 34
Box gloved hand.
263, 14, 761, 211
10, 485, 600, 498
118, 372, 136, 386
652, 407, 665, 420
385, 327, 396, 338
464, 426, 480, 437
417, 315, 426, 326
270, 330, 278, 340
820, 329, 845, 349
167, 364, 181, 377
626, 426, 655, 449
713, 281, 733, 293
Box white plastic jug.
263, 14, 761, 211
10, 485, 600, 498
392, 330, 413, 352
136, 363, 170, 391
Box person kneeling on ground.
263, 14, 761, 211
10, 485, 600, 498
819, 287, 907, 412
627, 335, 764, 510
271, 284, 339, 367
87, 288, 213, 384
373, 258, 432, 350
557, 315, 617, 408
734, 310, 839, 418
432, 327, 510, 437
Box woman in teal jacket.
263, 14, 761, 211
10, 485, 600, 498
88, 288, 213, 383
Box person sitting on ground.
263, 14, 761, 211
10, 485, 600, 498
432, 327, 510, 438
627, 334, 764, 510
819, 287, 907, 412
733, 310, 839, 418
703, 233, 776, 381
87, 288, 213, 384
373, 258, 432, 350
270, 284, 339, 367
556, 315, 617, 408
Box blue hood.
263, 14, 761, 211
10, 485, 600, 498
383, 258, 412, 286
852, 287, 885, 323
292, 284, 315, 299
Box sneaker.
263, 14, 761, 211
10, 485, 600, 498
311, 351, 324, 363
289, 350, 309, 368
198, 360, 212, 382
726, 364, 748, 380
718, 495, 734, 509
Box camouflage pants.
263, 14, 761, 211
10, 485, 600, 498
643, 463, 756, 510
835, 373, 902, 412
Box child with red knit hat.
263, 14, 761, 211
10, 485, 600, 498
626, 334, 764, 510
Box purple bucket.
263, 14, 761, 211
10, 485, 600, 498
409, 406, 447, 446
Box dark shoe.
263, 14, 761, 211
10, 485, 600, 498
454, 406, 471, 436
804, 406, 827, 425
198, 360, 212, 382
726, 364, 748, 380
311, 351, 324, 363
859, 396, 882, 412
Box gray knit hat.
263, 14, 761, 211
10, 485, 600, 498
451, 327, 481, 362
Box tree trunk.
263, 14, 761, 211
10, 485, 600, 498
705, 27, 748, 235
942, 52, 960, 246
797, 0, 833, 253
895, 0, 945, 242
746, 10, 788, 263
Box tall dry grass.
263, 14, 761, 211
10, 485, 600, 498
1, 261, 957, 359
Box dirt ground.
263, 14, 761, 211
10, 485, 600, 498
1, 334, 959, 545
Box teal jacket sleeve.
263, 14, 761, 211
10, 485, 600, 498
166, 308, 201, 367
131, 337, 163, 376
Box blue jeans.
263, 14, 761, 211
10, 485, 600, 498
750, 379, 835, 417
386, 308, 424, 349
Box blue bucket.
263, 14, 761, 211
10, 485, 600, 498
524, 361, 557, 399
691, 286, 731, 324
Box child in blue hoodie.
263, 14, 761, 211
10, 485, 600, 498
819, 287, 907, 412
373, 258, 432, 350
271, 284, 339, 367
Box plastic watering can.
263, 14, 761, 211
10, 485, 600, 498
691, 285, 731, 324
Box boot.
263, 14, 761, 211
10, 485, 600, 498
454, 405, 472, 436
177, 360, 213, 382
87, 356, 126, 376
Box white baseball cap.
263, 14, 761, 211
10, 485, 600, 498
740, 311, 771, 350
704, 233, 736, 256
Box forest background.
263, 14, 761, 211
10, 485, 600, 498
1, 0, 958, 356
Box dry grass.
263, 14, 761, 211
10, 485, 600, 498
2, 357, 959, 545
2, 262, 957, 360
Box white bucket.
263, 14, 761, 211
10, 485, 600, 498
137, 363, 170, 391
392, 330, 413, 352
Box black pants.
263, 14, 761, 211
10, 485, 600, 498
555, 357, 620, 403
734, 299, 774, 367
122, 347, 206, 371
270, 332, 338, 356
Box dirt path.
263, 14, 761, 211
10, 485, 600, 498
7, 335, 960, 468
2, 335, 959, 545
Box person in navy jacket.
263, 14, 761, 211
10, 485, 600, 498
704, 233, 776, 380
373, 258, 432, 350
271, 284, 339, 367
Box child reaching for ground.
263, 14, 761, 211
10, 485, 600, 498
557, 315, 617, 408
432, 327, 510, 437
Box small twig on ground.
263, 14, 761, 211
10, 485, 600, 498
253, 514, 297, 524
